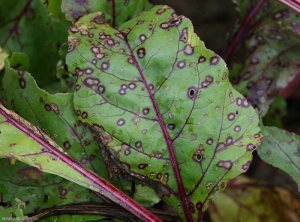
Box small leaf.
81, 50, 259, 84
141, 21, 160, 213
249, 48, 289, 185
66, 6, 262, 221
8, 52, 30, 71
208, 176, 300, 221
61, 0, 152, 27
133, 184, 160, 208
257, 126, 300, 190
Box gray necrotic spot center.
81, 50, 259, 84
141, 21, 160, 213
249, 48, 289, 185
187, 86, 198, 99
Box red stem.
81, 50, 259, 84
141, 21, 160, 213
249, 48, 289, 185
224, 0, 265, 63
278, 0, 300, 13
124, 35, 193, 221
112, 0, 116, 28
0, 105, 162, 222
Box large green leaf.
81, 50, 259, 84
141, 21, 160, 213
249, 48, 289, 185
2, 57, 159, 208
66, 5, 263, 221
257, 126, 300, 190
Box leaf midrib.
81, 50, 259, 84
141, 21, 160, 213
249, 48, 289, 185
123, 33, 193, 221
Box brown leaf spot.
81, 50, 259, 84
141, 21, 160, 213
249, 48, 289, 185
156, 173, 162, 179
234, 125, 241, 132
216, 142, 226, 152
115, 32, 125, 40
9, 143, 17, 147
93, 13, 105, 24
168, 15, 183, 27
210, 56, 220, 66
84, 77, 100, 87
250, 57, 260, 65
160, 22, 169, 29
167, 123, 176, 130
189, 202, 195, 213
128, 82, 137, 90
118, 89, 126, 95
177, 60, 186, 69
91, 47, 100, 54
18, 167, 43, 181
201, 75, 214, 88
124, 148, 131, 156
81, 111, 88, 119
59, 187, 68, 199
117, 118, 125, 126
97, 85, 105, 94
63, 141, 71, 149
187, 86, 198, 99
163, 173, 169, 183
89, 154, 95, 160
80, 157, 88, 164
138, 163, 148, 169
19, 78, 26, 89
44, 104, 52, 111
226, 136, 233, 145
246, 143, 256, 151
183, 44, 194, 55
139, 34, 147, 42
206, 137, 213, 145
196, 202, 203, 210
193, 151, 203, 162
198, 56, 206, 63
180, 28, 188, 42
101, 61, 110, 70
217, 160, 232, 170
127, 57, 134, 64
227, 112, 235, 121
135, 140, 142, 148
84, 67, 94, 75
75, 67, 84, 76
51, 103, 60, 114
156, 7, 167, 14
107, 38, 115, 47
142, 107, 150, 115
241, 161, 251, 173
17, 70, 25, 76
236, 98, 242, 106
136, 20, 145, 25
137, 48, 146, 59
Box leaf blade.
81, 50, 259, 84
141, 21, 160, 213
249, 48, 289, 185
257, 126, 300, 190
67, 6, 262, 221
